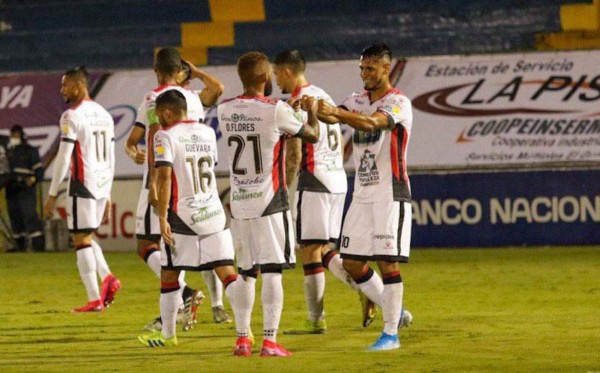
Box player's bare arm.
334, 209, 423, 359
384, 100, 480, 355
285, 137, 302, 185
43, 139, 75, 219
296, 95, 320, 143
125, 125, 146, 165
184, 59, 225, 107
156, 164, 173, 246
147, 123, 160, 207
318, 99, 390, 133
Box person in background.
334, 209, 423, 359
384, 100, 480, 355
5, 125, 45, 252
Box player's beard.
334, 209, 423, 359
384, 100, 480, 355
264, 80, 273, 97
363, 77, 383, 91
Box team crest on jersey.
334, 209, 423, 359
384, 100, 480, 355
358, 150, 380, 186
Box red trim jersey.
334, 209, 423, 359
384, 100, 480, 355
135, 84, 205, 189
340, 88, 413, 203
59, 99, 115, 199
293, 84, 347, 194
218, 95, 304, 219
154, 120, 226, 235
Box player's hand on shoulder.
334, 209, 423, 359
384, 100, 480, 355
301, 95, 317, 113
288, 97, 301, 111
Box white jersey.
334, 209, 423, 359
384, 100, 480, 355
154, 120, 226, 236
292, 84, 347, 194
59, 99, 115, 200
218, 95, 304, 219
135, 84, 205, 189
341, 88, 413, 203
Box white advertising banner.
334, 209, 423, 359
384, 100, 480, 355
93, 61, 362, 176
397, 50, 600, 168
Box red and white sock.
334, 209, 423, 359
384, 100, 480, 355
160, 281, 180, 339
91, 240, 111, 281
303, 263, 325, 322
203, 270, 223, 308
225, 274, 256, 338
323, 250, 359, 291
382, 272, 403, 335
76, 245, 100, 302
262, 272, 283, 342
355, 266, 383, 307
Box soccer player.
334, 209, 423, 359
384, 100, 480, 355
273, 49, 371, 334
317, 42, 414, 350
137, 90, 247, 353
43, 67, 121, 313
125, 48, 218, 331
219, 51, 320, 357
178, 65, 232, 324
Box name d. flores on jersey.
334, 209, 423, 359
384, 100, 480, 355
358, 150, 380, 186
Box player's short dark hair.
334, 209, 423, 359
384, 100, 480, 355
361, 42, 392, 62
237, 51, 270, 86
273, 50, 306, 75
155, 47, 182, 76
155, 90, 187, 114
64, 66, 89, 87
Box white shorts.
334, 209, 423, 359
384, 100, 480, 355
161, 228, 235, 271
135, 188, 161, 240
340, 200, 411, 262
295, 190, 345, 245
231, 210, 296, 274
67, 196, 107, 233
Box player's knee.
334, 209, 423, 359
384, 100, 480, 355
137, 242, 159, 262
342, 259, 366, 279
160, 269, 180, 283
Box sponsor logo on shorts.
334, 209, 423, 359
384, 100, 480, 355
373, 234, 395, 240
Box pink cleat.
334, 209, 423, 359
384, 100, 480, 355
72, 299, 103, 313
101, 274, 121, 307
233, 336, 252, 357
260, 340, 292, 357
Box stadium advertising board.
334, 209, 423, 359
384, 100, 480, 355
398, 50, 600, 168
409, 170, 600, 246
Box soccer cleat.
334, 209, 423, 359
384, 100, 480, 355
233, 336, 252, 357
367, 332, 400, 351
283, 319, 327, 335
71, 299, 103, 313
260, 340, 292, 357
399, 309, 413, 329
138, 330, 177, 347
182, 289, 204, 331
359, 292, 377, 327
212, 306, 233, 323
101, 274, 121, 308
144, 317, 162, 331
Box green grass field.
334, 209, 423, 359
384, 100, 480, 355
1, 247, 598, 372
